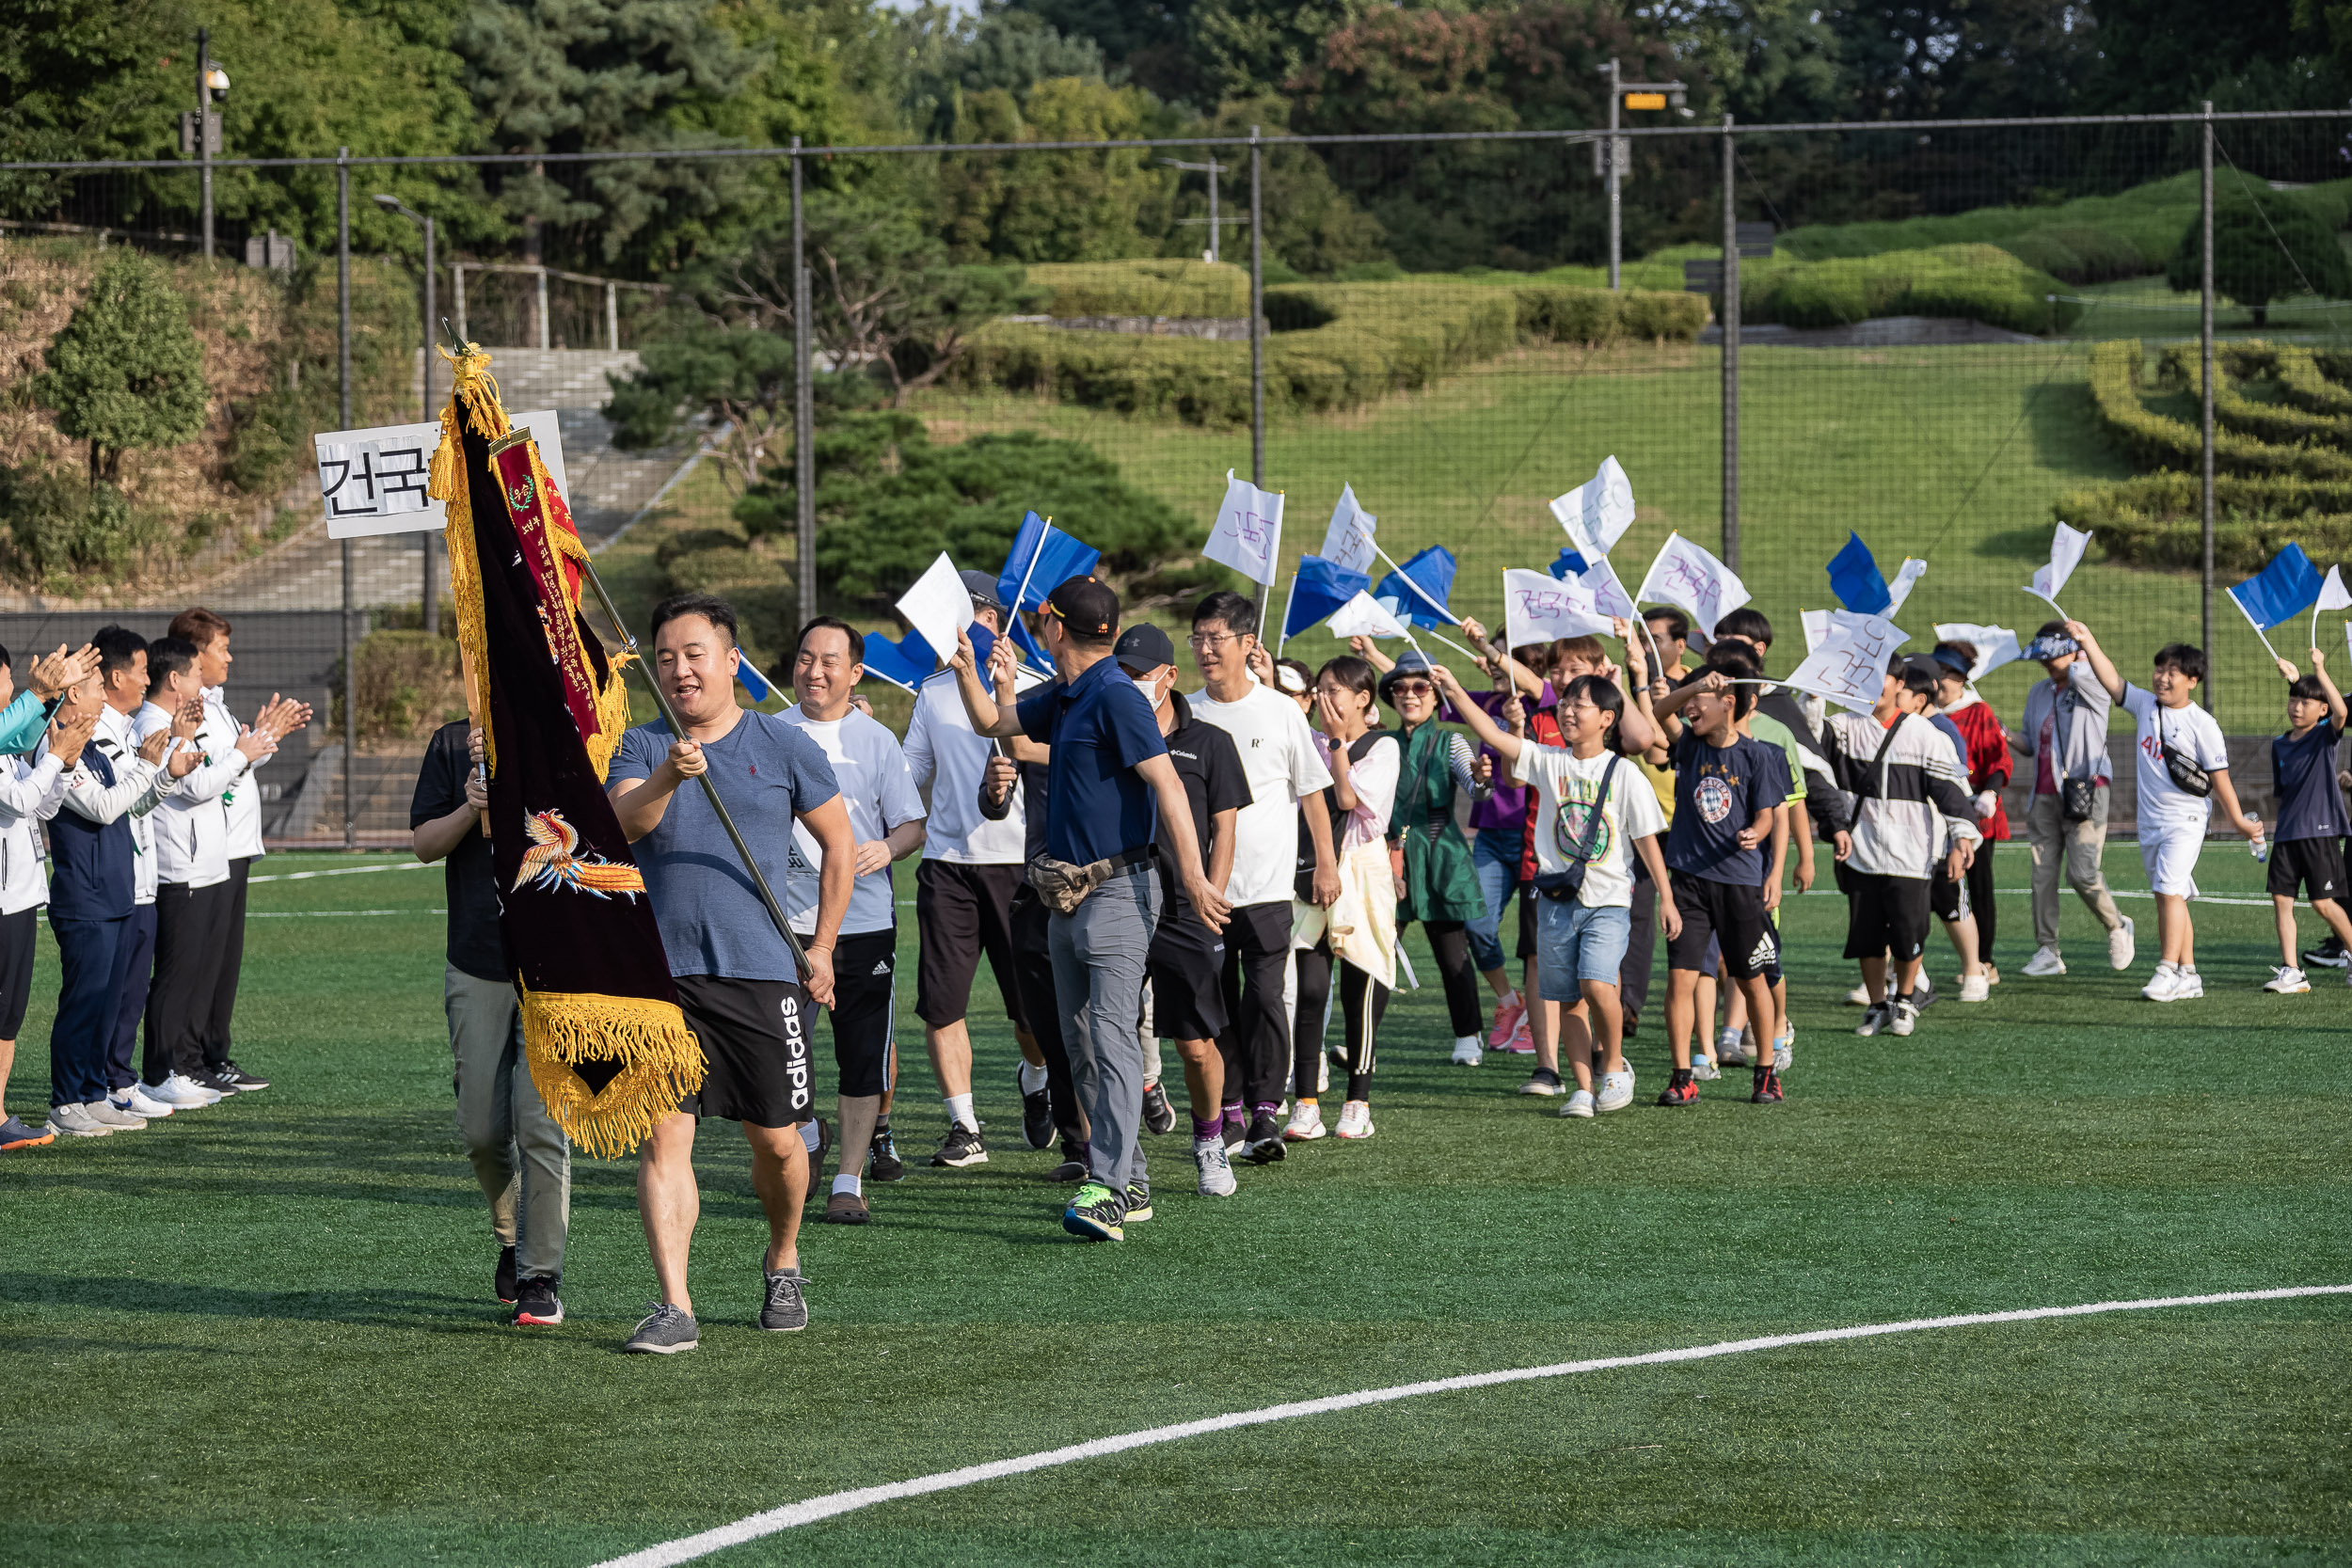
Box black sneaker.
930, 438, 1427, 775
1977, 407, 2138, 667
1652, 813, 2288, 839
1140, 1078, 1177, 1135
930, 1123, 988, 1167
623, 1303, 699, 1354
495, 1244, 518, 1305
214, 1060, 269, 1092
1656, 1069, 1699, 1108
1750, 1067, 1784, 1104
1221, 1112, 1246, 1152
1046, 1140, 1088, 1183
867, 1125, 905, 1182
192, 1067, 241, 1097
1019, 1067, 1054, 1149
1123, 1181, 1153, 1222
1241, 1109, 1286, 1164
1909, 981, 1936, 1011
513, 1276, 564, 1325
1061, 1180, 1125, 1242
2303, 937, 2349, 969
759, 1267, 809, 1331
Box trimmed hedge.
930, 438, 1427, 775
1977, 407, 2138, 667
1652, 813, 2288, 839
1742, 245, 2076, 335
2084, 339, 2352, 481
951, 273, 1704, 426
1995, 224, 2149, 285
2058, 469, 2352, 572
2155, 341, 2352, 449
1023, 260, 1251, 318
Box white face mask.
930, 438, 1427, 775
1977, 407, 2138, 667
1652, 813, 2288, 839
1133, 676, 1161, 706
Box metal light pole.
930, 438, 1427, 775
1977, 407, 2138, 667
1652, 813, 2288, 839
374, 194, 438, 635
1721, 114, 1740, 571
2201, 100, 2217, 717
1596, 61, 1689, 289
338, 147, 356, 848
1158, 157, 1229, 264
196, 28, 215, 260
1249, 125, 1264, 487
790, 137, 816, 631
1605, 59, 1620, 291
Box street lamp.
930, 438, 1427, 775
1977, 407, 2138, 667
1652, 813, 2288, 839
373, 192, 439, 636
1159, 156, 1232, 265
1597, 59, 1691, 290
185, 29, 230, 259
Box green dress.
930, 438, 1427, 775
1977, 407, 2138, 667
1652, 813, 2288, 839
1391, 720, 1485, 927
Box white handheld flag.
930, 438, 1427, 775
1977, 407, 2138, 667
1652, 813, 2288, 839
1635, 532, 1750, 640
1801, 610, 1832, 654
1885, 558, 1929, 617
1320, 483, 1378, 577
1787, 610, 1906, 714
2312, 563, 2351, 650
1502, 569, 1616, 648
894, 552, 976, 666
1933, 622, 2023, 682
1548, 455, 1638, 560
1327, 592, 1413, 641
2026, 522, 2092, 614
1579, 557, 1638, 621
1207, 469, 1283, 587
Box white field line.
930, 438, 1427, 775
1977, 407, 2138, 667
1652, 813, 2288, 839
589, 1284, 2352, 1568
245, 909, 443, 918
249, 862, 434, 884
1799, 887, 2278, 908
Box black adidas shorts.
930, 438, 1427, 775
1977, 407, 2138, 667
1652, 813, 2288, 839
825, 927, 898, 1099
1844, 871, 1931, 962
1668, 877, 1777, 981
1148, 899, 1228, 1041
1930, 859, 1971, 924
914, 860, 1025, 1029
675, 974, 813, 1129
2269, 836, 2349, 903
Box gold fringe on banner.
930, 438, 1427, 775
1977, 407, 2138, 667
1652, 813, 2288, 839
428, 341, 509, 773
519, 984, 706, 1160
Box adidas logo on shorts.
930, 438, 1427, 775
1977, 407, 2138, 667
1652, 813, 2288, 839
1746, 934, 1778, 971
871, 959, 890, 975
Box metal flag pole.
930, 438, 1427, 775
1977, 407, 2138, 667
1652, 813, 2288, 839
1275, 566, 1299, 657
1369, 540, 1461, 626
1258, 515, 1280, 642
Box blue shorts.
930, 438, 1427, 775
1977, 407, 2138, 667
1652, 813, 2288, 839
1535, 898, 1632, 1003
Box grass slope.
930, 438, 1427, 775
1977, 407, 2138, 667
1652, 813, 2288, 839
3, 847, 2347, 1567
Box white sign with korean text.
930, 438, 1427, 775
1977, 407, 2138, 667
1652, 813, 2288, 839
315, 409, 567, 538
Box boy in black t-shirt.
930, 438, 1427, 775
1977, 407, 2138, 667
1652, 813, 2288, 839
2263, 648, 2352, 993
410, 721, 571, 1326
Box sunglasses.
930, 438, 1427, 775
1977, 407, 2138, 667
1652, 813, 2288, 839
1391, 681, 1437, 698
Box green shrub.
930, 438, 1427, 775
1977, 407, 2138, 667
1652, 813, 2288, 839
1743, 245, 2075, 335
0, 464, 137, 580
2165, 190, 2352, 325
225, 383, 309, 496
1024, 260, 1251, 318
331, 629, 465, 742
2156, 341, 2352, 449
2086, 339, 2352, 481
1996, 224, 2148, 285
2058, 469, 2352, 572
32, 250, 208, 483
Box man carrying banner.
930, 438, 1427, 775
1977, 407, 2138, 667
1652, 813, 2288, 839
611, 594, 856, 1350
952, 577, 1231, 1243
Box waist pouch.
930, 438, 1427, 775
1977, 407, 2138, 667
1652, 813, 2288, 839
1027, 847, 1152, 915
2060, 777, 2099, 823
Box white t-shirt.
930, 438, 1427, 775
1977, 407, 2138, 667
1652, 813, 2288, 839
778, 705, 926, 936
2122, 685, 2229, 838
904, 665, 1041, 863
1513, 744, 1668, 909
1185, 681, 1332, 908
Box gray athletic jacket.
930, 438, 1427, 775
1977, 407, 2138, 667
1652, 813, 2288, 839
2016, 657, 2112, 791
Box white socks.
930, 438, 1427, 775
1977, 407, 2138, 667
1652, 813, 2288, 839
1017, 1060, 1049, 1095
832, 1173, 862, 1197
945, 1092, 977, 1132
800, 1121, 821, 1154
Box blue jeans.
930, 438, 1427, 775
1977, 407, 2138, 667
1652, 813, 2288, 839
1534, 899, 1632, 1004
1467, 831, 1521, 974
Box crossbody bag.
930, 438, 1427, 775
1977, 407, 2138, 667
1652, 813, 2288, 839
1531, 754, 1621, 903
2155, 707, 2213, 800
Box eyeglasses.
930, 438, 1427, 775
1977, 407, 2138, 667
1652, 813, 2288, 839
1187, 631, 1247, 651
1391, 681, 1436, 698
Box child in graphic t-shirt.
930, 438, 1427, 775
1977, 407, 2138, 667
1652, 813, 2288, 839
2261, 646, 2352, 994
2067, 622, 2263, 1001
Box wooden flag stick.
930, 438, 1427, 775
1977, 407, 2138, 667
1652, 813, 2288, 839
460, 642, 489, 838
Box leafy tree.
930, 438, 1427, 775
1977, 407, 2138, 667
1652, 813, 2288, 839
2166, 191, 2352, 325
899, 8, 1108, 140
1008, 0, 1198, 102
34, 250, 209, 485
1178, 96, 1385, 277
604, 323, 798, 492
1185, 0, 1379, 103
940, 76, 1174, 263
1810, 0, 2095, 121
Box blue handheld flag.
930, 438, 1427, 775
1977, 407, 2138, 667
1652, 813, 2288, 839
737, 659, 772, 702
862, 627, 937, 692
1373, 546, 1458, 628
1548, 546, 1590, 581
2227, 542, 2325, 632
996, 512, 1103, 613
1826, 531, 1892, 615
1283, 554, 1373, 640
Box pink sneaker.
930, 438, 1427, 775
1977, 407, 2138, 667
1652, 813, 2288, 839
1486, 996, 1525, 1050
1502, 1015, 1536, 1054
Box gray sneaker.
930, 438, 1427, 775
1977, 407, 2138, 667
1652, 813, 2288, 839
84, 1100, 148, 1132
622, 1303, 699, 1354
45, 1102, 111, 1138
759, 1267, 808, 1332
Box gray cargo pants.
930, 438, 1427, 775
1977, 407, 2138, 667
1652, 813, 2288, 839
1049, 863, 1162, 1199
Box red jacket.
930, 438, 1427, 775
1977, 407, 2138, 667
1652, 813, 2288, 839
1944, 694, 2011, 841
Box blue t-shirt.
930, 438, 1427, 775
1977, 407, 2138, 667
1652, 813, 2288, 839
612, 711, 840, 983
1664, 729, 1789, 885
1016, 656, 1168, 864
2272, 720, 2344, 843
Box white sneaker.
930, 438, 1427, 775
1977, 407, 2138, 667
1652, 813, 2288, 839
1888, 1000, 1918, 1037
2171, 966, 2204, 1000
1855, 1002, 1890, 1037
1335, 1100, 1375, 1140
115, 1085, 174, 1118
2108, 916, 2137, 971
1451, 1037, 1483, 1067
2141, 961, 2181, 1001
1845, 983, 1871, 1006
153, 1072, 221, 1107
1720, 1029, 1754, 1068
1284, 1101, 1327, 1142
1690, 1055, 1721, 1081
2023, 945, 2067, 978
1559, 1089, 1596, 1118
2265, 965, 2312, 994
1595, 1069, 1635, 1114
44, 1102, 111, 1138
84, 1100, 148, 1132
1192, 1137, 1237, 1197
1958, 973, 1991, 1003
1772, 1031, 1793, 1070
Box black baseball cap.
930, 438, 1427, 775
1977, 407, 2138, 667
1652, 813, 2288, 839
959, 569, 1007, 612
1044, 576, 1119, 641
1114, 623, 1175, 673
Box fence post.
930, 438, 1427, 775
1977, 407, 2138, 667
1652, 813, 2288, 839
536, 265, 550, 351
1606, 58, 1622, 291
453, 262, 467, 342
1721, 114, 1740, 572
197, 28, 214, 261
422, 214, 438, 637
792, 136, 816, 633
1249, 124, 1264, 488
2200, 99, 2217, 719
606, 279, 619, 352
338, 146, 357, 848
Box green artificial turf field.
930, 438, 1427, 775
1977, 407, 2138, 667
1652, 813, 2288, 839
4, 843, 2347, 1566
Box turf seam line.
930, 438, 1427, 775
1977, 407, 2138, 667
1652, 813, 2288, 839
588, 1283, 2352, 1568
247, 863, 436, 884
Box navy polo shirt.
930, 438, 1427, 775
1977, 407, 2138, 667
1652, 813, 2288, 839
1017, 655, 1168, 864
